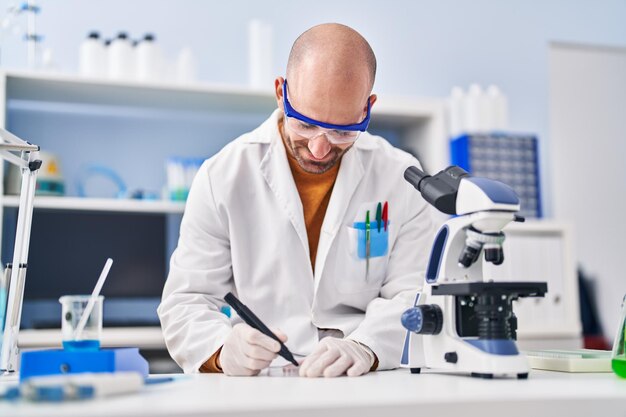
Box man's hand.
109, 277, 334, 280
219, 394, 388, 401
299, 338, 375, 378
219, 323, 287, 376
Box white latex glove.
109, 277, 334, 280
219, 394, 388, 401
299, 338, 375, 378
219, 323, 287, 376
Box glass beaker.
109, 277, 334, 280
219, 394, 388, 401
59, 295, 104, 351
611, 294, 626, 378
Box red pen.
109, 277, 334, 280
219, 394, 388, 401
382, 201, 388, 231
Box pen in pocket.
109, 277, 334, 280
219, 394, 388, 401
365, 210, 370, 280
382, 201, 388, 231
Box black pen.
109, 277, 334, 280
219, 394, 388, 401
224, 292, 299, 367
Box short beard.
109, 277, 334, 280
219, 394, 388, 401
281, 122, 350, 174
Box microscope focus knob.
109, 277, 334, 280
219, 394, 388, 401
401, 304, 443, 335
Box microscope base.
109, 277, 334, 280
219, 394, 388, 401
401, 329, 531, 378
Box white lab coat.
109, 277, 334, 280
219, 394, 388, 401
158, 109, 436, 373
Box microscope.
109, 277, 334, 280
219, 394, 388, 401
400, 166, 547, 379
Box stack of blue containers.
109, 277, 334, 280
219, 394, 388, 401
450, 133, 542, 219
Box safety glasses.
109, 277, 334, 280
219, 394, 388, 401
282, 79, 371, 145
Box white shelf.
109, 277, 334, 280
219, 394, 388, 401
1, 195, 185, 214
3, 70, 276, 115
2, 70, 440, 124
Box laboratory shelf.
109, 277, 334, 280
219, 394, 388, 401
1, 70, 441, 126
0, 70, 448, 173
2, 70, 276, 115
1, 195, 185, 214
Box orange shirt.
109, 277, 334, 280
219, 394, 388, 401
285, 149, 340, 272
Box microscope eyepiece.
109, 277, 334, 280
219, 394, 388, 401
404, 166, 429, 192
404, 165, 469, 215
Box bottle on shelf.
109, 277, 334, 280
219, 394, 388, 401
447, 86, 465, 138
248, 19, 273, 89
79, 31, 107, 78
108, 32, 134, 80
463, 83, 485, 133
448, 83, 509, 135
176, 47, 197, 84
486, 84, 509, 131
136, 33, 163, 82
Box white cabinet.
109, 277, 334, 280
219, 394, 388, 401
484, 221, 582, 349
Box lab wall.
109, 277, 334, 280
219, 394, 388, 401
549, 43, 626, 344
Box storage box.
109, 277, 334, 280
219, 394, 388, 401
451, 133, 541, 218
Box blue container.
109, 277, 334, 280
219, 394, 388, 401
19, 347, 149, 382
352, 220, 389, 259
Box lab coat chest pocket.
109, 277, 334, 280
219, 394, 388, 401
333, 223, 391, 293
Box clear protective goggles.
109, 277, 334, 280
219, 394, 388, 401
282, 80, 371, 145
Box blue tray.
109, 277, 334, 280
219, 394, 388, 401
20, 347, 149, 382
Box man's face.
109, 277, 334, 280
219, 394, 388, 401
276, 76, 375, 174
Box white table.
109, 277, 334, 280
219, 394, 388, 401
1, 369, 625, 417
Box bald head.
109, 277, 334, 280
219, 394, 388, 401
286, 23, 377, 92
276, 24, 378, 174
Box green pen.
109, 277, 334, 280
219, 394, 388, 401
376, 202, 382, 232
365, 210, 370, 280
365, 210, 371, 249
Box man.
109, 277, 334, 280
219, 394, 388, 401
158, 23, 435, 377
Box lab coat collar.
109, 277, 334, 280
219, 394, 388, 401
244, 109, 282, 144
258, 109, 366, 291
259, 110, 310, 270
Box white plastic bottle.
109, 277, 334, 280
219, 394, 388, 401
464, 83, 484, 133
248, 19, 273, 89
448, 86, 465, 138
176, 47, 197, 84
108, 32, 134, 80
486, 85, 509, 131
79, 31, 106, 78
42, 48, 56, 71
136, 33, 162, 82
